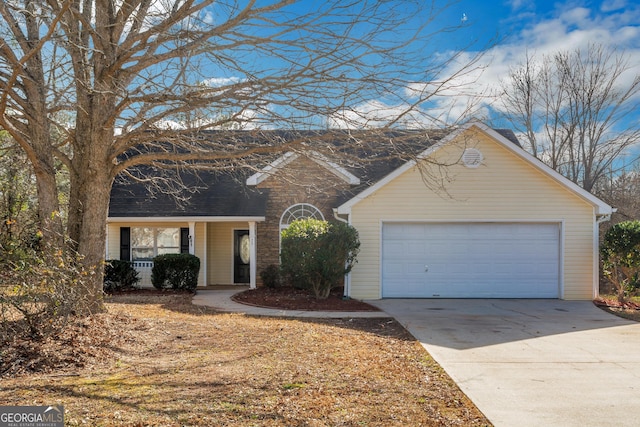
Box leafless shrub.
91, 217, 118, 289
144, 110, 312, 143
0, 242, 101, 347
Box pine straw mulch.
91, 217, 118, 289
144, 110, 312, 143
0, 292, 491, 426
594, 296, 640, 322
232, 286, 380, 311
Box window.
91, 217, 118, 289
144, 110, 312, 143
131, 227, 180, 260
280, 203, 324, 233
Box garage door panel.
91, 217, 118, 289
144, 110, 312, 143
382, 223, 560, 298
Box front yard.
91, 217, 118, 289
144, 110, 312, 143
0, 293, 490, 426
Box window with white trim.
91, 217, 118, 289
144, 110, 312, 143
280, 203, 324, 232
131, 227, 180, 260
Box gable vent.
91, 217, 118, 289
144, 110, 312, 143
462, 148, 483, 168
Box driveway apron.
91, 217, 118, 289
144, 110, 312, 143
370, 299, 640, 427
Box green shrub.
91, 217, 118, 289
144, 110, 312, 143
601, 220, 640, 303
260, 264, 282, 288
280, 219, 360, 299
151, 253, 200, 291
104, 260, 140, 293
281, 219, 328, 290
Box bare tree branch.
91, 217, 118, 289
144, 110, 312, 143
499, 43, 640, 193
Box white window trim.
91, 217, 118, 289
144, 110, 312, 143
131, 226, 181, 260
279, 203, 325, 250
279, 203, 325, 231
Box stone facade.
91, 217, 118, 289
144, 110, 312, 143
255, 156, 352, 283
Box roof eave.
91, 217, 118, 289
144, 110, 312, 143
107, 216, 266, 223
337, 121, 614, 216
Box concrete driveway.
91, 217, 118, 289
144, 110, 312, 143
370, 299, 640, 427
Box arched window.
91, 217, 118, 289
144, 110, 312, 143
280, 203, 324, 232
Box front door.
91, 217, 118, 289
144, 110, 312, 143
234, 230, 250, 284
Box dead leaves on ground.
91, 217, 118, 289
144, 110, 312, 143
0, 294, 490, 426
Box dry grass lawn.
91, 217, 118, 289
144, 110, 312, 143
0, 293, 491, 426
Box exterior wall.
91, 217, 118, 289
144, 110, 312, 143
255, 156, 351, 283
106, 221, 206, 286
206, 222, 246, 285
348, 128, 596, 300
107, 221, 191, 260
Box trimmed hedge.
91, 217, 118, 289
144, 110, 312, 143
104, 260, 140, 293
280, 219, 360, 299
151, 253, 200, 291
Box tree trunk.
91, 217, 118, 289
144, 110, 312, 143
67, 87, 117, 311
32, 156, 64, 244
66, 153, 113, 312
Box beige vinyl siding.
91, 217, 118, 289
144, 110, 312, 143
107, 222, 190, 260
106, 222, 121, 260
349, 128, 596, 300
107, 221, 207, 286
207, 222, 246, 285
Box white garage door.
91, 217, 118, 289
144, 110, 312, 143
382, 223, 560, 298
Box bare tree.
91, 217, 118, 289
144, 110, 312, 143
499, 44, 640, 193
597, 162, 640, 222
0, 0, 487, 304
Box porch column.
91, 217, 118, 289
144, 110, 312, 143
105, 224, 109, 259
203, 223, 208, 287
188, 222, 195, 255
249, 221, 257, 289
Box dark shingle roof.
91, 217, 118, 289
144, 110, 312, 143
109, 169, 269, 217
108, 128, 520, 218
493, 129, 521, 147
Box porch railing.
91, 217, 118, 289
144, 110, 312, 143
133, 260, 154, 287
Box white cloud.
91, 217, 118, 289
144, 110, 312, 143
505, 0, 528, 11
601, 0, 627, 12
327, 100, 432, 129
202, 76, 244, 87
433, 3, 640, 118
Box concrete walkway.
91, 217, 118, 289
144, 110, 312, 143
370, 299, 640, 427
192, 288, 389, 318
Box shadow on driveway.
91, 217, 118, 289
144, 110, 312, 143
370, 298, 640, 427
370, 298, 632, 350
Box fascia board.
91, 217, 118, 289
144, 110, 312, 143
107, 216, 266, 223
473, 123, 614, 216
246, 150, 360, 186
246, 152, 298, 185
336, 124, 471, 215
338, 122, 614, 216
307, 151, 360, 185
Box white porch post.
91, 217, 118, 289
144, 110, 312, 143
188, 222, 195, 255
105, 224, 109, 259
249, 221, 257, 289
203, 222, 208, 287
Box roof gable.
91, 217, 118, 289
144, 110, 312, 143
337, 122, 613, 216
246, 151, 360, 186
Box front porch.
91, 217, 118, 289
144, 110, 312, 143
106, 217, 264, 288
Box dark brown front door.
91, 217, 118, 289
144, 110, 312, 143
234, 230, 250, 284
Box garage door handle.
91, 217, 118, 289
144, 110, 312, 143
425, 265, 429, 272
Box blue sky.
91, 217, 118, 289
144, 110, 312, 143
446, 0, 639, 56
433, 0, 640, 123
169, 0, 640, 141
294, 0, 640, 135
